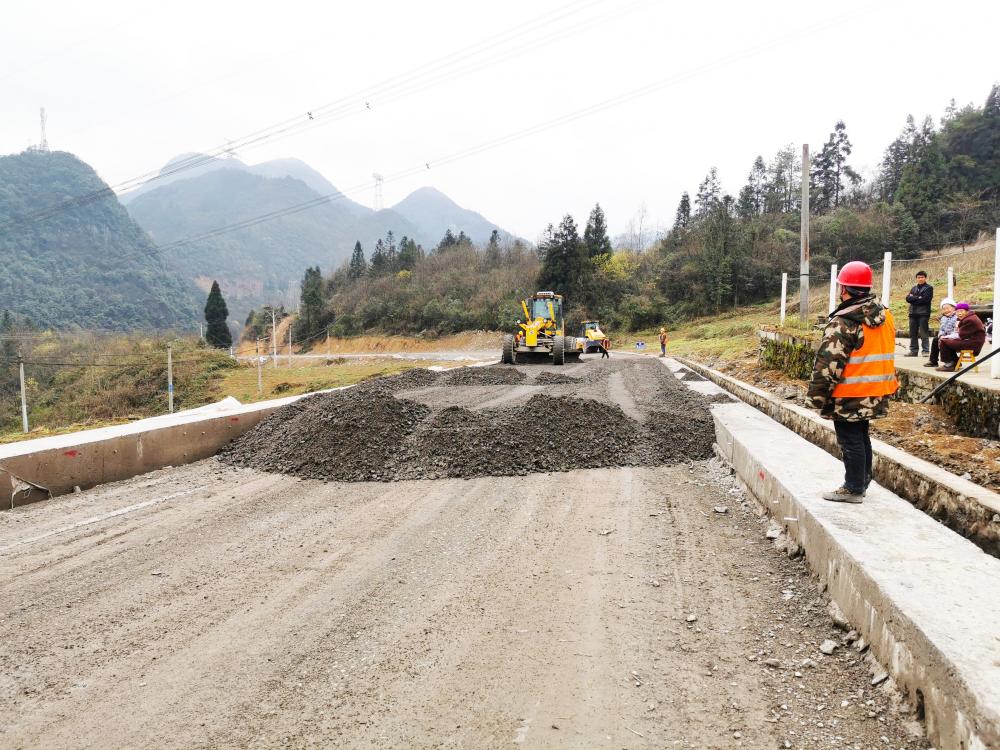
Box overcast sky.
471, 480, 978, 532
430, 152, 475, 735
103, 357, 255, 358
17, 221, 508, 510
3, 0, 998, 241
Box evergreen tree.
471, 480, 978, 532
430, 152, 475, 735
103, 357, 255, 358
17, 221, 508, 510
370, 239, 389, 276
348, 241, 367, 279
878, 115, 919, 203
384, 231, 398, 272
765, 144, 800, 214
204, 281, 232, 349
811, 121, 860, 212
736, 156, 768, 218
485, 229, 502, 266
537, 214, 590, 309
398, 236, 422, 270
437, 228, 457, 251
457, 230, 471, 246
695, 167, 722, 216
298, 266, 325, 338
583, 204, 613, 258
672, 192, 691, 230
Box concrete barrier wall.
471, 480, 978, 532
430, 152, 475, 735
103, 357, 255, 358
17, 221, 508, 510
0, 396, 301, 509
677, 358, 1000, 557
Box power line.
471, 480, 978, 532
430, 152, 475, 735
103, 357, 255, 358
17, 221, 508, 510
0, 0, 627, 231
148, 9, 864, 256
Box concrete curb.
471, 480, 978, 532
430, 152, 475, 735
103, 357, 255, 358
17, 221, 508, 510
664, 358, 1000, 750
675, 357, 1000, 557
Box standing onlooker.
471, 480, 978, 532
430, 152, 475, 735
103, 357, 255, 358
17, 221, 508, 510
658, 327, 668, 357
923, 297, 957, 368
937, 303, 987, 371
905, 271, 933, 356
808, 261, 897, 504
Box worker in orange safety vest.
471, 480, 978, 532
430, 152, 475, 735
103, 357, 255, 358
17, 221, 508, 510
807, 260, 898, 504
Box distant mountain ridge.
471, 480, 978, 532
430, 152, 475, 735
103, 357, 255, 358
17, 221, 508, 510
125, 154, 511, 319
0, 150, 200, 330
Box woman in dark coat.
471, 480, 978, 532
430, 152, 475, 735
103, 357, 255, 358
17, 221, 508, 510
937, 302, 986, 371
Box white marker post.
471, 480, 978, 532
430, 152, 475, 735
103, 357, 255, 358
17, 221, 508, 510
167, 344, 174, 414
256, 339, 264, 395
18, 355, 28, 433
828, 264, 838, 314
947, 266, 954, 300
992, 228, 1000, 379
780, 273, 788, 327
881, 252, 893, 307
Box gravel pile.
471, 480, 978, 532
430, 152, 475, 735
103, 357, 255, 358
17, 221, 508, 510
222, 358, 719, 482
679, 370, 708, 382
707, 393, 738, 404
443, 366, 526, 386
534, 372, 580, 385
220, 389, 430, 482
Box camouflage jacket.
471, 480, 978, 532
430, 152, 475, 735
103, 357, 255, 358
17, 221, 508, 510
807, 294, 892, 422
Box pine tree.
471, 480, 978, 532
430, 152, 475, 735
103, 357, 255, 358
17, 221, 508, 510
536, 214, 590, 309
765, 145, 800, 214
695, 168, 721, 217
204, 281, 232, 349
384, 231, 398, 272
349, 241, 367, 279
437, 228, 457, 251
812, 121, 861, 212
398, 236, 422, 270
298, 266, 325, 338
583, 204, 613, 258
457, 230, 471, 246
672, 192, 691, 230
370, 239, 388, 276
485, 229, 502, 266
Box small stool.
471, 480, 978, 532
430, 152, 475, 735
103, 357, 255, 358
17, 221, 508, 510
958, 350, 978, 372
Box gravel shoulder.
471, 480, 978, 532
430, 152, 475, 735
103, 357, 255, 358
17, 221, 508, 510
0, 356, 929, 749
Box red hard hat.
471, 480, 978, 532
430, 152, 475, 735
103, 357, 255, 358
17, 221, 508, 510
837, 261, 873, 288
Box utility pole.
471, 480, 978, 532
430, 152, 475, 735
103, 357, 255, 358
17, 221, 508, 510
256, 338, 263, 395
779, 273, 788, 327
288, 326, 293, 367
18, 354, 28, 433
39, 107, 48, 152
270, 308, 278, 368
167, 344, 174, 414
799, 144, 810, 324
198, 322, 204, 340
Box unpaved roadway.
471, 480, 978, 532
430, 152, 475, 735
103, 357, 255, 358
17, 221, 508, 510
0, 356, 928, 748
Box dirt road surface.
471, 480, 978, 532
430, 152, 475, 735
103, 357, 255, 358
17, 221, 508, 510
0, 357, 928, 748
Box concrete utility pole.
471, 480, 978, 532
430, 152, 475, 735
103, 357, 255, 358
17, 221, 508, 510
779, 273, 788, 327
288, 327, 293, 368
828, 264, 838, 314
167, 345, 174, 414
256, 338, 264, 395
799, 144, 810, 323
18, 354, 28, 433
270, 308, 278, 368
992, 228, 1000, 379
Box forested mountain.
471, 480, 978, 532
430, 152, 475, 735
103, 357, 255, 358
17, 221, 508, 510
125, 155, 512, 321
0, 150, 200, 330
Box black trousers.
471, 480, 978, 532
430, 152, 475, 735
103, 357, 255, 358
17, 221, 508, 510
909, 314, 930, 354
928, 336, 940, 365
833, 419, 872, 494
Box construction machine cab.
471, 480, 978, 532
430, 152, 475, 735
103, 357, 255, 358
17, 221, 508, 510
502, 291, 579, 365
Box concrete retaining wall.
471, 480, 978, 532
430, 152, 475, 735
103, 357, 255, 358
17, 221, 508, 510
677, 358, 1000, 557
758, 328, 818, 380
896, 368, 1000, 439
0, 396, 300, 509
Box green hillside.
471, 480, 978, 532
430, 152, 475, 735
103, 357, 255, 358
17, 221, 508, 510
0, 150, 200, 330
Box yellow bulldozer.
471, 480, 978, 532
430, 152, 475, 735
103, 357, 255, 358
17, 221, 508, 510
501, 291, 581, 366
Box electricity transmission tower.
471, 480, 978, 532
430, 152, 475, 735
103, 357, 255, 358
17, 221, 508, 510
39, 108, 49, 151
372, 173, 384, 211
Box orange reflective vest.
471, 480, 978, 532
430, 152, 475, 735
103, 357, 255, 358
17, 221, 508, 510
831, 309, 898, 399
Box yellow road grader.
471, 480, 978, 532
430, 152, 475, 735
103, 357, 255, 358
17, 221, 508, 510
501, 291, 581, 366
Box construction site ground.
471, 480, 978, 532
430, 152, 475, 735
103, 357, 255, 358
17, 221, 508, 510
701, 352, 1000, 494
0, 356, 932, 749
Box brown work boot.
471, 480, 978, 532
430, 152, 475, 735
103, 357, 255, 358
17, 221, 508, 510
822, 487, 864, 504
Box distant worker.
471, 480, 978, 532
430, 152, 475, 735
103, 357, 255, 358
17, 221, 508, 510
599, 337, 610, 359
807, 261, 897, 504
905, 270, 933, 357
658, 327, 668, 357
